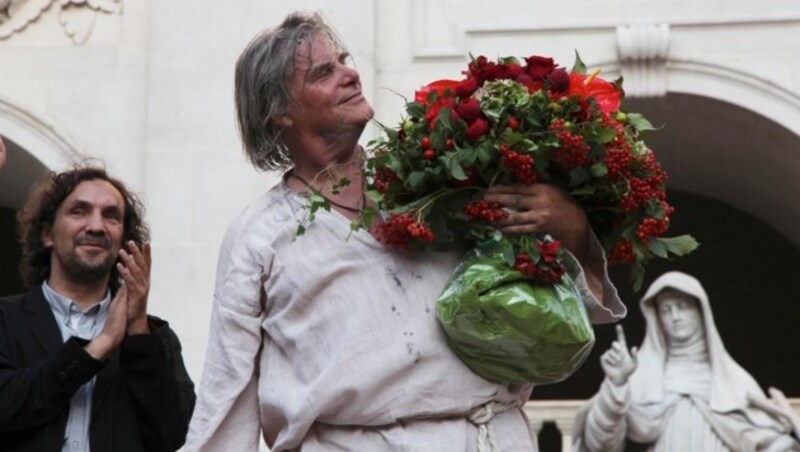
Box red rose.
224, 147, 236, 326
468, 55, 508, 83
524, 56, 555, 80
515, 74, 533, 85
468, 56, 490, 79
506, 63, 524, 79
546, 68, 570, 92
487, 64, 509, 81
455, 77, 480, 98
465, 118, 489, 142
456, 98, 482, 123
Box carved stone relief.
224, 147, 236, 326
0, 0, 122, 45
616, 24, 670, 97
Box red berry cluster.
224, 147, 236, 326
604, 146, 632, 181
636, 152, 668, 184
550, 120, 592, 169
636, 216, 671, 244
374, 213, 435, 248
620, 176, 667, 212
602, 116, 626, 134
374, 167, 400, 194
464, 200, 509, 223
609, 239, 635, 265
499, 145, 537, 184
512, 247, 566, 283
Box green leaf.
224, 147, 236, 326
570, 185, 597, 196
309, 193, 328, 206
590, 162, 608, 178
407, 171, 427, 190
595, 127, 618, 144
499, 56, 521, 66
296, 224, 306, 236
572, 50, 587, 75
331, 177, 351, 195
648, 239, 669, 259
437, 107, 453, 130
613, 76, 625, 98
476, 143, 493, 164
460, 146, 478, 166
359, 206, 379, 229
501, 129, 523, 147
449, 159, 467, 180
630, 261, 645, 292
626, 112, 656, 132
383, 128, 398, 141
569, 167, 590, 186
365, 189, 384, 204
443, 152, 468, 180
406, 102, 425, 119
658, 235, 700, 256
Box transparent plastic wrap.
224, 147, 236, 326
436, 238, 595, 384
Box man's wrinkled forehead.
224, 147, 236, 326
291, 32, 341, 74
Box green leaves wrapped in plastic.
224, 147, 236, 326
436, 239, 595, 384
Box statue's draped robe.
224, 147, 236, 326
573, 272, 799, 452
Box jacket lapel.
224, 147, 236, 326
22, 286, 64, 355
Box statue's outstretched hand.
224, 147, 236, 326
748, 387, 800, 441
601, 324, 638, 386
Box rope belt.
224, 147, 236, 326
467, 401, 518, 452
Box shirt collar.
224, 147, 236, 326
42, 281, 112, 318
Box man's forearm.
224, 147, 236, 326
0, 338, 103, 432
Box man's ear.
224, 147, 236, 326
271, 114, 293, 128
41, 227, 53, 248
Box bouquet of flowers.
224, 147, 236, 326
365, 53, 697, 285
313, 53, 698, 384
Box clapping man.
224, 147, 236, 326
0, 166, 196, 451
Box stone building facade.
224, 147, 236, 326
1, 4, 798, 446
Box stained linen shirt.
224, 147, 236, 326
42, 281, 110, 452
187, 181, 626, 452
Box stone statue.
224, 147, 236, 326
573, 271, 800, 451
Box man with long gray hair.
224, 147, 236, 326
187, 11, 624, 451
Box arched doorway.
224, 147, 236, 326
533, 93, 800, 399
0, 99, 79, 295
0, 137, 49, 294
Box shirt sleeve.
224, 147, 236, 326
185, 217, 271, 452
119, 317, 196, 451
0, 334, 103, 433
562, 229, 627, 324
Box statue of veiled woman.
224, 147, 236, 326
573, 271, 799, 452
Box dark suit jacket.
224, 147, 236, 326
0, 286, 196, 452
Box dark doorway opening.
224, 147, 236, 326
533, 189, 800, 401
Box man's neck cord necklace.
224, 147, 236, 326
288, 171, 366, 213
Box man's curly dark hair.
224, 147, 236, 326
17, 165, 150, 292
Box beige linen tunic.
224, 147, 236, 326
187, 182, 625, 452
